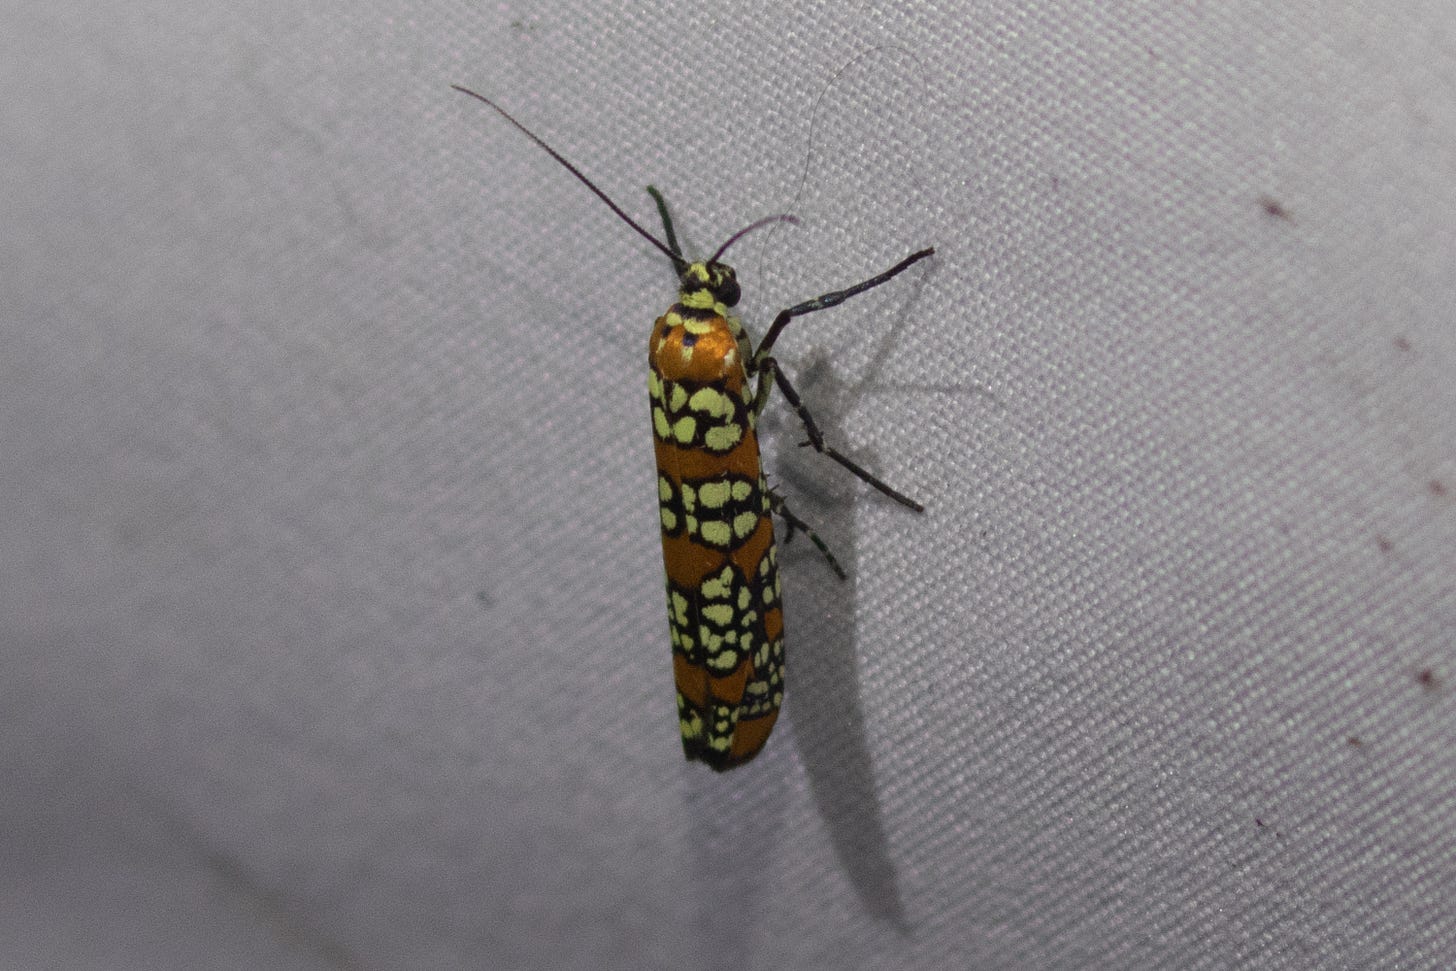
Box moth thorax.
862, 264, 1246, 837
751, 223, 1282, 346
679, 260, 740, 307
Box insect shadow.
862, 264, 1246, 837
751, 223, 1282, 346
679, 316, 925, 944
771, 354, 910, 929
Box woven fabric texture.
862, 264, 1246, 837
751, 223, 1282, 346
3, 2, 1453, 968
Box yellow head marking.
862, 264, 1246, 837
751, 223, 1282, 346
678, 260, 740, 308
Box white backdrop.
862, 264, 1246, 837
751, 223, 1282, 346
3, 2, 1454, 968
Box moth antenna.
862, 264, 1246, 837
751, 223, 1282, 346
711, 214, 800, 262
451, 85, 684, 268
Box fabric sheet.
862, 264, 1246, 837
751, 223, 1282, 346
3, 2, 1453, 968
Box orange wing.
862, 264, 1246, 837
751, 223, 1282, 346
649, 308, 784, 770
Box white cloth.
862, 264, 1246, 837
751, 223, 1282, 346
3, 2, 1453, 967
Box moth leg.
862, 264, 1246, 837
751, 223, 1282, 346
753, 357, 924, 512
770, 491, 847, 581
748, 248, 933, 511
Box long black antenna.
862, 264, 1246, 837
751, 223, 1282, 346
451, 84, 684, 268
711, 214, 800, 262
